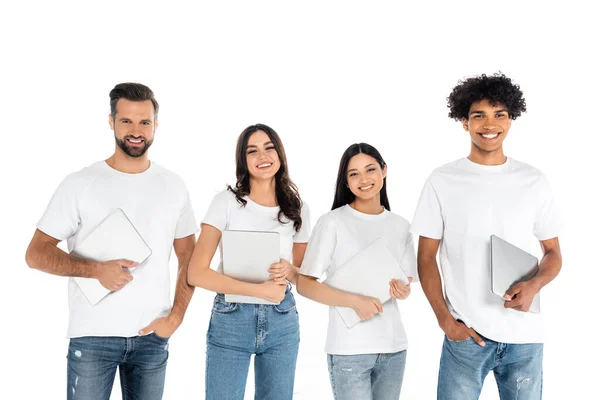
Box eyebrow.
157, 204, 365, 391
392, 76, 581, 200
347, 163, 377, 173
118, 117, 153, 122
469, 109, 509, 115
247, 141, 274, 149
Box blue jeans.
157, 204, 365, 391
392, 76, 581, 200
327, 351, 407, 400
205, 288, 300, 400
438, 335, 543, 400
66, 334, 169, 400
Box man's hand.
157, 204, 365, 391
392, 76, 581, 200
504, 279, 541, 312
95, 259, 138, 291
268, 258, 297, 283
138, 314, 182, 339
441, 317, 485, 347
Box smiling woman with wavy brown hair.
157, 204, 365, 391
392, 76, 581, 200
187, 123, 311, 400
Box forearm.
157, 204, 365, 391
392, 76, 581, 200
169, 261, 195, 321
288, 266, 300, 285
531, 248, 562, 290
26, 241, 98, 278
296, 274, 356, 307
418, 256, 453, 326
188, 267, 262, 297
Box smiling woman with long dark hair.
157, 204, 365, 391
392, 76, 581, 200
187, 123, 311, 400
297, 142, 417, 400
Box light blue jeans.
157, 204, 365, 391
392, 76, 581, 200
66, 333, 169, 400
205, 287, 300, 400
438, 335, 543, 400
327, 351, 407, 400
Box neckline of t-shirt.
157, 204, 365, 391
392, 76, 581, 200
243, 195, 280, 214
343, 204, 390, 221
463, 156, 512, 173
100, 160, 156, 177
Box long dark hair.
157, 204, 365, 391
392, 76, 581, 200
227, 124, 303, 232
332, 143, 390, 211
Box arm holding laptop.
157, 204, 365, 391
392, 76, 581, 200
268, 242, 307, 284
504, 237, 562, 312
187, 223, 287, 303
297, 275, 384, 321
26, 229, 137, 291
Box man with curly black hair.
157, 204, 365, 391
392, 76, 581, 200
411, 73, 562, 400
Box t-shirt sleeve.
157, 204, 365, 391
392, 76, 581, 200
533, 175, 560, 241
201, 191, 231, 232
175, 187, 199, 239
293, 202, 311, 243
36, 174, 83, 241
410, 178, 443, 240
401, 231, 419, 283
298, 215, 336, 278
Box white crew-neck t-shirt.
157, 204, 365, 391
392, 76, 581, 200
201, 190, 311, 273
411, 157, 560, 344
299, 205, 418, 355
37, 161, 198, 338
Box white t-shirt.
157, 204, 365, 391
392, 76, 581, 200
201, 190, 311, 273
37, 161, 198, 338
411, 157, 560, 344
299, 205, 418, 355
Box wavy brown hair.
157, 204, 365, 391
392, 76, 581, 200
227, 124, 303, 232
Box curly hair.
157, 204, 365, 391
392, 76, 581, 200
227, 124, 303, 232
447, 73, 527, 121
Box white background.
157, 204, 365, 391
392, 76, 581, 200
1, 1, 598, 399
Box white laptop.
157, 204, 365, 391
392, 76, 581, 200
323, 238, 409, 328
71, 209, 152, 305
490, 234, 540, 313
222, 230, 281, 305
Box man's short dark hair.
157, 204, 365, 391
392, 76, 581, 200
109, 83, 159, 120
447, 73, 526, 121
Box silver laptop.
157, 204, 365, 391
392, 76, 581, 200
324, 238, 409, 328
71, 209, 152, 305
490, 234, 540, 313
222, 230, 280, 305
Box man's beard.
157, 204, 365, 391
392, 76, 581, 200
115, 135, 153, 157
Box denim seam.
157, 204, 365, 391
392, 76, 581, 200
120, 365, 129, 400
328, 355, 338, 400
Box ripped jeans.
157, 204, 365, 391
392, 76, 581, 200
327, 351, 407, 400
438, 335, 543, 400
66, 334, 169, 400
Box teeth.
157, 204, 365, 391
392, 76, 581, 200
258, 163, 271, 168
128, 139, 142, 143
482, 133, 498, 139
359, 185, 373, 191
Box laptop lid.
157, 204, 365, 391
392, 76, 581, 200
490, 234, 540, 313
323, 237, 409, 328
71, 209, 152, 305
221, 230, 280, 305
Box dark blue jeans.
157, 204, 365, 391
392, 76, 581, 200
205, 288, 300, 400
67, 333, 169, 400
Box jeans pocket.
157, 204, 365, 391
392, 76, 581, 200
151, 332, 170, 341
446, 334, 472, 344
274, 291, 297, 313
212, 294, 239, 314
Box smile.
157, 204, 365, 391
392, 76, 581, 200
359, 184, 374, 191
257, 163, 272, 169
479, 132, 500, 140
127, 138, 144, 144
